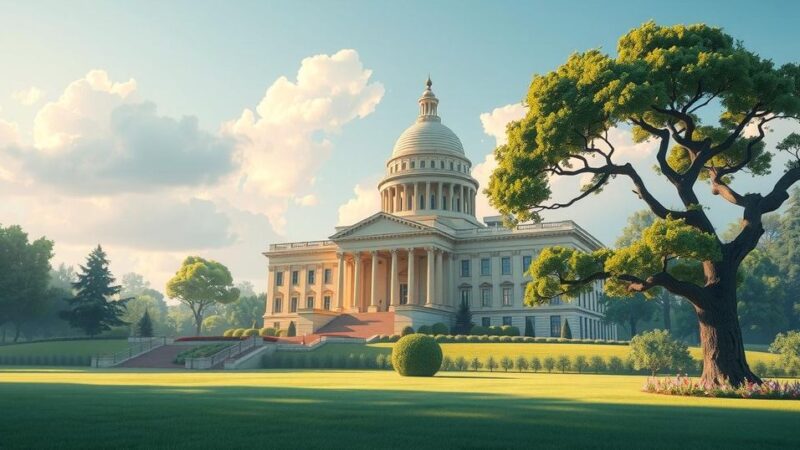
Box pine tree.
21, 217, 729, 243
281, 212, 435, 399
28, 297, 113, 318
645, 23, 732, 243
287, 321, 296, 337
561, 319, 572, 339
453, 301, 473, 334
137, 309, 154, 337
60, 245, 128, 337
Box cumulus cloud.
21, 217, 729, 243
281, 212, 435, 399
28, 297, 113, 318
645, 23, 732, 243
12, 86, 45, 106
294, 194, 319, 206
222, 49, 384, 231
338, 176, 381, 226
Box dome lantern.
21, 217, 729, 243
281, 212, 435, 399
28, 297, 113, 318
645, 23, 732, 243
417, 76, 440, 123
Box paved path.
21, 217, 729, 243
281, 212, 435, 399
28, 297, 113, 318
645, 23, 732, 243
118, 345, 186, 369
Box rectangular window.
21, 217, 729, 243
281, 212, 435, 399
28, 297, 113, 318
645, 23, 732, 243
430, 195, 436, 209
291, 270, 299, 285
400, 284, 408, 305
307, 270, 315, 285
482, 317, 491, 327
290, 297, 298, 313
323, 268, 332, 284
502, 316, 512, 326
306, 296, 314, 309
502, 287, 512, 306
522, 255, 532, 271
419, 195, 425, 209
480, 258, 491, 276
460, 259, 471, 277
273, 322, 280, 329
550, 315, 561, 337
421, 161, 426, 168
323, 295, 331, 310
460, 289, 471, 307
525, 316, 535, 337
481, 288, 491, 307
273, 298, 283, 313
411, 161, 415, 168
501, 257, 511, 275
442, 196, 447, 210
275, 271, 284, 286
549, 296, 561, 305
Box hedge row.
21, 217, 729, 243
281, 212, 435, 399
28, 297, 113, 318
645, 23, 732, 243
224, 325, 296, 338
0, 354, 91, 366
440, 354, 669, 375
753, 360, 800, 378
371, 334, 628, 345
263, 352, 394, 370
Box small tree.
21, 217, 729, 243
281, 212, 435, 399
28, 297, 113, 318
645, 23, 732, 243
770, 331, 800, 374
543, 356, 556, 373
469, 357, 482, 371
589, 355, 606, 373
453, 302, 473, 334
608, 356, 625, 374
573, 355, 588, 373
455, 356, 468, 371
486, 356, 499, 372
561, 320, 572, 339
516, 356, 529, 372
629, 329, 692, 376
500, 356, 513, 372
61, 245, 128, 337
530, 356, 542, 373
166, 256, 240, 335
136, 309, 154, 337
287, 321, 297, 337
556, 355, 571, 373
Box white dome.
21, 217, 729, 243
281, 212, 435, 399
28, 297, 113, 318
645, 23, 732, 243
392, 120, 465, 157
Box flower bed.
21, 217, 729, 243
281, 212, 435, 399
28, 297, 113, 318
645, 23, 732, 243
370, 334, 628, 345
643, 375, 800, 400
174, 344, 232, 364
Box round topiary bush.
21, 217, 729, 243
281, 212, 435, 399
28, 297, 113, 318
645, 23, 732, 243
232, 328, 246, 337
391, 334, 443, 377
223, 329, 235, 337
470, 325, 487, 336
417, 325, 433, 335
401, 326, 415, 336
242, 329, 259, 337
431, 322, 449, 335
260, 327, 276, 337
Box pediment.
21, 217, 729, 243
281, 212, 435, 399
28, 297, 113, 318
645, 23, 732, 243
330, 212, 432, 240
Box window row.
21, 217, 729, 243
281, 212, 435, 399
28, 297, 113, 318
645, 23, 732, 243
272, 295, 333, 313
460, 255, 534, 277
460, 286, 515, 308
388, 158, 471, 174
275, 268, 333, 287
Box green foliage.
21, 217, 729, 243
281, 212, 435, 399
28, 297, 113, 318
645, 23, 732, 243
287, 321, 296, 337
560, 320, 572, 339
136, 310, 154, 337
770, 331, 800, 374
259, 327, 276, 337
232, 328, 245, 337
431, 323, 449, 335
469, 325, 487, 336
242, 329, 259, 337
401, 326, 415, 336
223, 329, 235, 337
453, 302, 473, 335
500, 356, 513, 372
573, 355, 588, 373
501, 325, 520, 336
543, 356, 556, 373
174, 344, 230, 365
165, 256, 239, 335
556, 355, 571, 373
417, 325, 432, 335
530, 356, 542, 373
590, 355, 607, 373
60, 246, 128, 337
608, 356, 625, 373
391, 334, 443, 377
469, 357, 482, 371
485, 356, 498, 372
224, 293, 266, 329
600, 294, 656, 337
515, 355, 529, 372
454, 356, 468, 371
629, 329, 692, 376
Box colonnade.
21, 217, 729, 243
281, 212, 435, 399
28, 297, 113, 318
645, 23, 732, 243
381, 181, 476, 215
335, 247, 454, 312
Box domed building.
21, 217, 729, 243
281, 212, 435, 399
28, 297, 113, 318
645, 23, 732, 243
263, 79, 616, 340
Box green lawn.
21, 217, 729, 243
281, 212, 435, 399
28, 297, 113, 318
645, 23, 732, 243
0, 340, 129, 359
309, 342, 779, 366
0, 369, 797, 448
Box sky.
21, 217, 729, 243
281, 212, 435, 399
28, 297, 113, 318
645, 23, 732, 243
1, 0, 799, 295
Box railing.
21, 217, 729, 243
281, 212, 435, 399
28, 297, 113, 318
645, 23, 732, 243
185, 336, 259, 369
455, 220, 575, 236
92, 337, 167, 368
269, 240, 336, 251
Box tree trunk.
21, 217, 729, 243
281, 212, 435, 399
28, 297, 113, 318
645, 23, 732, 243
629, 318, 637, 337
662, 295, 671, 331
695, 294, 760, 386
13, 324, 20, 343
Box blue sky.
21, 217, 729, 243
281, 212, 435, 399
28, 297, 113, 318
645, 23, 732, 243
1, 0, 799, 293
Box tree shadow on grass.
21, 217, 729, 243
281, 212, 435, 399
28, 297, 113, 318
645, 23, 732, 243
0, 383, 797, 449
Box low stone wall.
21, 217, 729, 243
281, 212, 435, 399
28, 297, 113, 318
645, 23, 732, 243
393, 305, 453, 334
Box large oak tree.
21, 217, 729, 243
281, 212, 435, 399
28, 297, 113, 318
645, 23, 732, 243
488, 22, 800, 386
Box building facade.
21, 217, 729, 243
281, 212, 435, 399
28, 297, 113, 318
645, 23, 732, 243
263, 79, 617, 339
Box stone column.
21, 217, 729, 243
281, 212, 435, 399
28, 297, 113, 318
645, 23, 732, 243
395, 186, 401, 212
352, 252, 362, 311
389, 249, 399, 309
407, 248, 416, 305
369, 251, 379, 312
409, 183, 415, 211
336, 252, 345, 310
435, 250, 443, 305
461, 185, 467, 213
437, 183, 443, 210
449, 184, 455, 211
426, 247, 435, 306
425, 181, 431, 210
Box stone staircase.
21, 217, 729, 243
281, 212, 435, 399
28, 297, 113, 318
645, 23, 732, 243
117, 345, 186, 369
314, 312, 395, 338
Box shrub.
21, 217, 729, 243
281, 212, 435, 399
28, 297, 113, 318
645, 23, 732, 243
556, 355, 571, 373
488, 336, 501, 343
573, 355, 588, 373
470, 325, 487, 336
276, 329, 288, 337
454, 356, 468, 371
629, 329, 693, 376
768, 361, 785, 378
753, 361, 769, 378
488, 326, 503, 336
479, 336, 490, 342
401, 326, 415, 336
502, 325, 521, 337
454, 335, 468, 343
530, 356, 542, 373
223, 329, 235, 337
260, 327, 276, 337
417, 325, 433, 335
485, 356, 498, 372
500, 356, 514, 372
389, 334, 401, 342
287, 321, 297, 337
511, 336, 525, 343
643, 375, 800, 399
242, 329, 259, 337
589, 355, 607, 373
561, 320, 572, 339
232, 328, 246, 337
516, 356, 529, 372
358, 353, 369, 369
469, 357, 482, 371
770, 331, 800, 374
432, 323, 449, 335
391, 334, 443, 377
434, 335, 450, 343
499, 336, 512, 343
545, 337, 558, 343
441, 355, 454, 371
543, 356, 556, 373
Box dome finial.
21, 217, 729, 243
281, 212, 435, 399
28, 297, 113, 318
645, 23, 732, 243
426, 74, 432, 89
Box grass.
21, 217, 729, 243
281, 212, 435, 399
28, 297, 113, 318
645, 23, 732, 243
308, 342, 779, 366
0, 368, 797, 449
0, 339, 129, 359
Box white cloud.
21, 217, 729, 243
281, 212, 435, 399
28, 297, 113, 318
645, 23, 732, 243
338, 176, 381, 226
294, 194, 319, 206
12, 86, 45, 106
222, 49, 384, 232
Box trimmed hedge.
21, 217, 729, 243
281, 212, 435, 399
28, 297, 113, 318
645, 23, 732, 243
0, 354, 91, 366
391, 334, 443, 377
431, 323, 449, 335
401, 326, 415, 336
242, 329, 260, 337
417, 325, 433, 335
